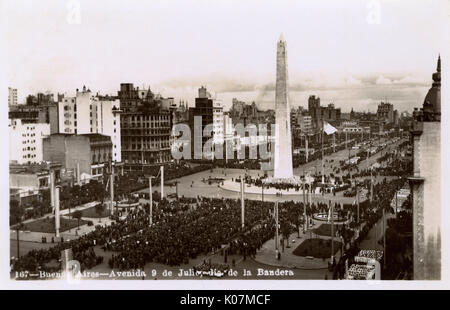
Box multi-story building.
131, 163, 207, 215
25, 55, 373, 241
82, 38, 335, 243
43, 133, 113, 184
377, 101, 394, 124
212, 99, 224, 145
55, 86, 122, 162
26, 92, 54, 106
293, 109, 313, 135
408, 56, 441, 280
8, 87, 18, 107
187, 87, 225, 159
118, 83, 172, 169
189, 86, 214, 159
393, 109, 399, 126
9, 119, 50, 164
308, 95, 341, 130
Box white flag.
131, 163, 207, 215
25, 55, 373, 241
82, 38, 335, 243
324, 122, 337, 135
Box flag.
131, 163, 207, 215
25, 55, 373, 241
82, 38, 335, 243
324, 122, 337, 135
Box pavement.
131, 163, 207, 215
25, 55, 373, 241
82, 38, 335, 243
254, 220, 343, 270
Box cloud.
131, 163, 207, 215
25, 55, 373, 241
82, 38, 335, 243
392, 76, 428, 86
346, 76, 363, 86
375, 75, 392, 85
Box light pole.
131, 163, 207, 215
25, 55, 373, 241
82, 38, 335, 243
55, 186, 61, 238
148, 176, 154, 226
330, 200, 334, 265
241, 176, 245, 229
275, 201, 279, 252
160, 165, 164, 200
302, 181, 306, 233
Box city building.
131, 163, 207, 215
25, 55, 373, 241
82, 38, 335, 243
43, 133, 113, 184
308, 95, 341, 130
212, 99, 224, 145
171, 100, 189, 124
118, 83, 172, 169
377, 101, 394, 124
188, 86, 224, 159
55, 86, 122, 162
229, 98, 272, 126
393, 109, 399, 126
8, 87, 18, 106
26, 92, 54, 106
9, 162, 62, 205
408, 55, 441, 280
9, 119, 50, 164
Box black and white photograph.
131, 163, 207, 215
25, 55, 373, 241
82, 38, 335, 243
1, 0, 448, 290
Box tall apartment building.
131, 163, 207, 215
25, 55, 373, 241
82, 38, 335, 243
56, 86, 122, 162
8, 87, 18, 106
118, 83, 172, 169
9, 119, 50, 164
409, 56, 441, 280
213, 99, 224, 145
188, 86, 224, 159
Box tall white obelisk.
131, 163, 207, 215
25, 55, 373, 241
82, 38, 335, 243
273, 34, 293, 179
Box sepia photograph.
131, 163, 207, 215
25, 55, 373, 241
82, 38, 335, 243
1, 0, 448, 290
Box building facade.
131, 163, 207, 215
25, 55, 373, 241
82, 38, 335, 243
55, 86, 122, 162
377, 102, 394, 124
308, 95, 341, 130
9, 119, 50, 164
8, 87, 18, 106
43, 133, 113, 184
189, 86, 223, 159
408, 56, 441, 280
118, 83, 172, 168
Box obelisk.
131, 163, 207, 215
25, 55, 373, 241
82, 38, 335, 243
273, 34, 293, 179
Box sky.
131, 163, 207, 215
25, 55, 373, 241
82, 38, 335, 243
2, 0, 448, 112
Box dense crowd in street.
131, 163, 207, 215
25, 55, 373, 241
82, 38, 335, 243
11, 136, 412, 279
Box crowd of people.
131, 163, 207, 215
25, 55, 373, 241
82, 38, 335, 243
106, 198, 277, 269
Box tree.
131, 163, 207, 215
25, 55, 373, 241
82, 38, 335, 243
95, 203, 105, 221
73, 210, 83, 229
288, 205, 302, 237
280, 220, 293, 249
10, 200, 24, 226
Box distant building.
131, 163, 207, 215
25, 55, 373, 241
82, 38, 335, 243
118, 83, 172, 169
43, 133, 113, 184
377, 101, 394, 124
298, 113, 313, 135
189, 86, 216, 159
171, 100, 189, 124
8, 87, 18, 106
307, 95, 341, 130
26, 92, 54, 106
229, 98, 271, 126
408, 55, 441, 280
9, 119, 50, 164
212, 99, 224, 145
393, 110, 399, 126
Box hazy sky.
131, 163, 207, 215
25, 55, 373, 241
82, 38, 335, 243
3, 0, 448, 112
